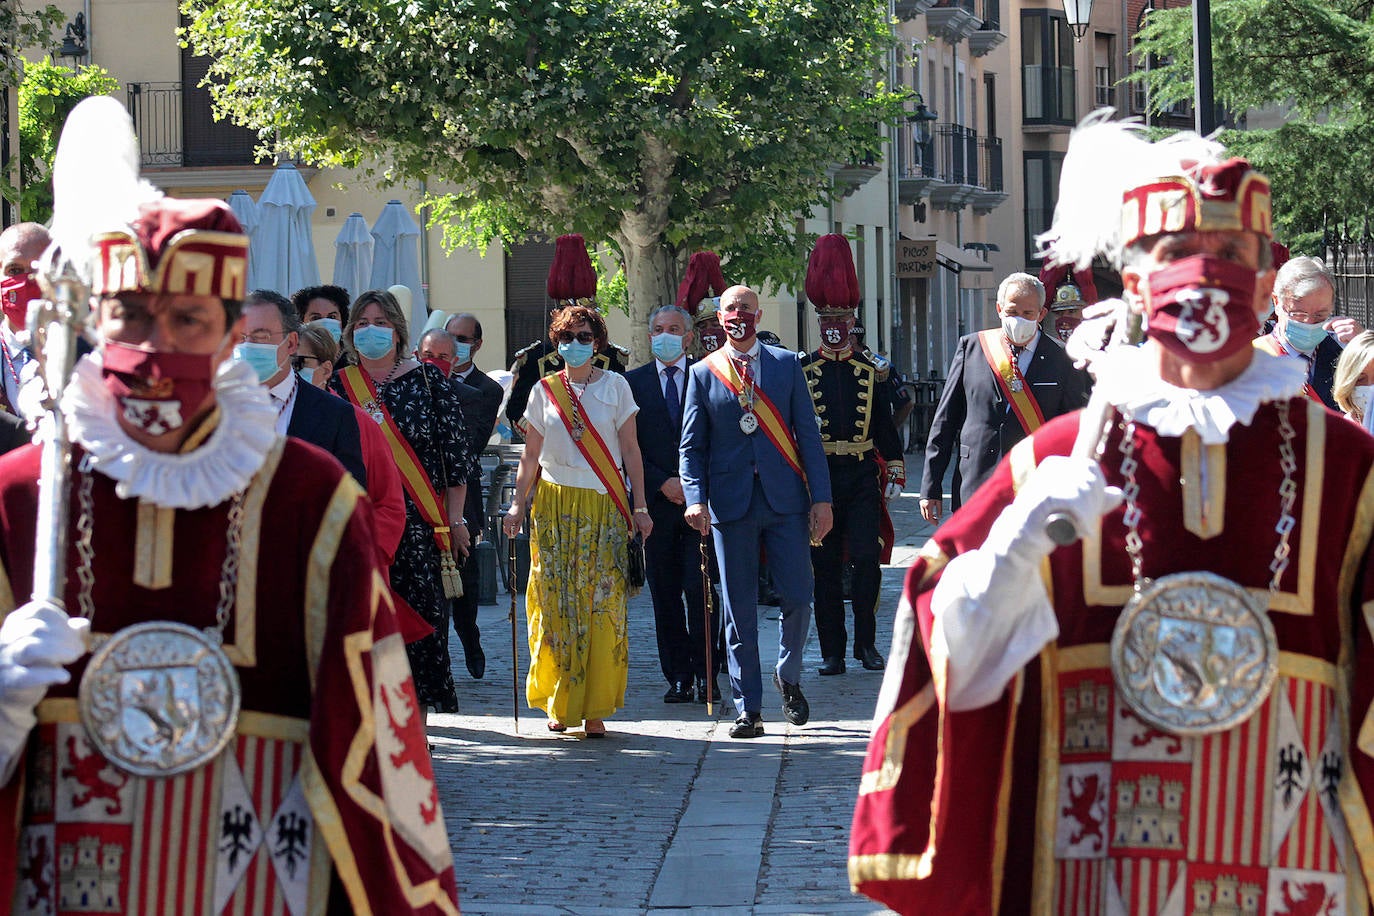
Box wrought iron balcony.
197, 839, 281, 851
894, 0, 938, 19
969, 0, 1006, 57
126, 81, 259, 169
972, 138, 1009, 215
928, 0, 981, 43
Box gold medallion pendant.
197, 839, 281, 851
1111, 571, 1279, 736
79, 621, 241, 777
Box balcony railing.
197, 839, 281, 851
895, 123, 936, 181
126, 81, 259, 169
981, 0, 1000, 30
934, 0, 976, 9
1022, 65, 1077, 124
934, 123, 979, 187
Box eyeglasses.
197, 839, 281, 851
556, 331, 596, 345
290, 355, 325, 370
451, 333, 479, 344
241, 330, 286, 345
1284, 308, 1332, 325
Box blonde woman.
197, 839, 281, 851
1333, 330, 1374, 433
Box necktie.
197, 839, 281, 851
664, 365, 681, 428
734, 353, 754, 388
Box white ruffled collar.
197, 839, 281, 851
40, 353, 279, 509
1093, 345, 1308, 444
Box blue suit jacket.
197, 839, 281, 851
680, 344, 831, 524
625, 359, 693, 501
286, 379, 368, 487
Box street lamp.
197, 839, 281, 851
1062, 0, 1092, 40
907, 93, 939, 146
58, 13, 88, 67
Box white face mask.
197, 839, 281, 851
1001, 314, 1038, 346
1353, 385, 1373, 417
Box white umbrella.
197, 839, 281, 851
254, 162, 320, 296
370, 199, 426, 334
332, 212, 373, 300
226, 190, 261, 289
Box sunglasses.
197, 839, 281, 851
557, 331, 596, 345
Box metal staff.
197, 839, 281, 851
508, 535, 520, 732
699, 535, 715, 717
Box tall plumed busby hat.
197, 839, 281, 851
547, 234, 597, 308
804, 234, 860, 318
48, 97, 247, 303
675, 251, 729, 327
1039, 111, 1272, 271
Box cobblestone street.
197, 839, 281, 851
430, 493, 933, 914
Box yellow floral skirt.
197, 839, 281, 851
526, 479, 630, 723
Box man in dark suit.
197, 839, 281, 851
442, 313, 504, 679
1254, 255, 1363, 408
681, 286, 832, 739
919, 272, 1088, 525
238, 290, 368, 487
626, 304, 721, 706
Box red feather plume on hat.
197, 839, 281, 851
805, 234, 860, 313
547, 234, 597, 302
674, 251, 728, 316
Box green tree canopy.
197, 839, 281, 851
1134, 0, 1374, 253
2, 61, 120, 223
182, 0, 904, 352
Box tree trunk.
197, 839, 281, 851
614, 234, 677, 367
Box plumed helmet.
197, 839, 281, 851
546, 234, 597, 306
804, 234, 860, 318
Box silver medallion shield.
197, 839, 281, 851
79, 621, 241, 777
739, 411, 759, 435
1110, 571, 1278, 736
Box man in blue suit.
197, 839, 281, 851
681, 286, 832, 739
627, 305, 721, 706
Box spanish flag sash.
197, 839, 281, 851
977, 329, 1046, 435
704, 348, 806, 480
338, 366, 462, 595
1254, 333, 1323, 403
542, 373, 633, 526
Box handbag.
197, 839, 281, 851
626, 531, 646, 590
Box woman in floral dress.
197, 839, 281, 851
331, 288, 473, 715
502, 306, 652, 736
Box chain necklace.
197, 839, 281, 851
1115, 399, 1298, 592
560, 369, 588, 441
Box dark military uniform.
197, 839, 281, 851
504, 339, 631, 427
802, 346, 904, 670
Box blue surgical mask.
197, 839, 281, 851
651, 332, 685, 363
353, 325, 395, 360
315, 317, 343, 342
297, 367, 317, 387
1283, 318, 1328, 353
233, 341, 283, 383
558, 340, 595, 368
453, 341, 473, 366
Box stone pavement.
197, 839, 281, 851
431, 493, 938, 914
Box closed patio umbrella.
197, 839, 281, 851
332, 212, 373, 301
254, 162, 320, 296
369, 199, 426, 335
226, 190, 261, 289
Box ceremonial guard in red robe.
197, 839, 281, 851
850, 118, 1374, 914
0, 98, 458, 915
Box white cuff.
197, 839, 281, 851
930, 547, 1059, 711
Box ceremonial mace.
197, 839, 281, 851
507, 536, 520, 732
699, 536, 715, 716
1045, 308, 1144, 545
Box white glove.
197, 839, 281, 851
0, 601, 90, 783
884, 481, 903, 501
931, 456, 1122, 711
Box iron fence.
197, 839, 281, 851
1327, 233, 1374, 330
126, 82, 183, 167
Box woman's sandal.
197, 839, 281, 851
547, 720, 567, 733
584, 719, 606, 738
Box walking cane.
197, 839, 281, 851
700, 535, 715, 717
508, 536, 520, 733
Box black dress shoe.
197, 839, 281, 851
729, 712, 765, 739
696, 676, 721, 705
773, 673, 810, 726
819, 656, 846, 676
663, 682, 694, 704
856, 646, 886, 671
465, 646, 486, 680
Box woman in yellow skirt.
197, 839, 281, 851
502, 304, 652, 737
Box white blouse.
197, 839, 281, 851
525, 370, 639, 493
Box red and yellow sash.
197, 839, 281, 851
704, 348, 806, 480
542, 374, 633, 525
338, 367, 455, 555
1254, 333, 1322, 402
977, 329, 1046, 435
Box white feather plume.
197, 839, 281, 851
47, 96, 162, 274
1038, 110, 1229, 271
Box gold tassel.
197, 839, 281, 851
440, 551, 464, 599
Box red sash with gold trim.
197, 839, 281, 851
1254, 333, 1323, 402
704, 349, 806, 480
977, 329, 1046, 435
338, 367, 455, 556
542, 374, 633, 525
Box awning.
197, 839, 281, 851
936, 241, 993, 274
